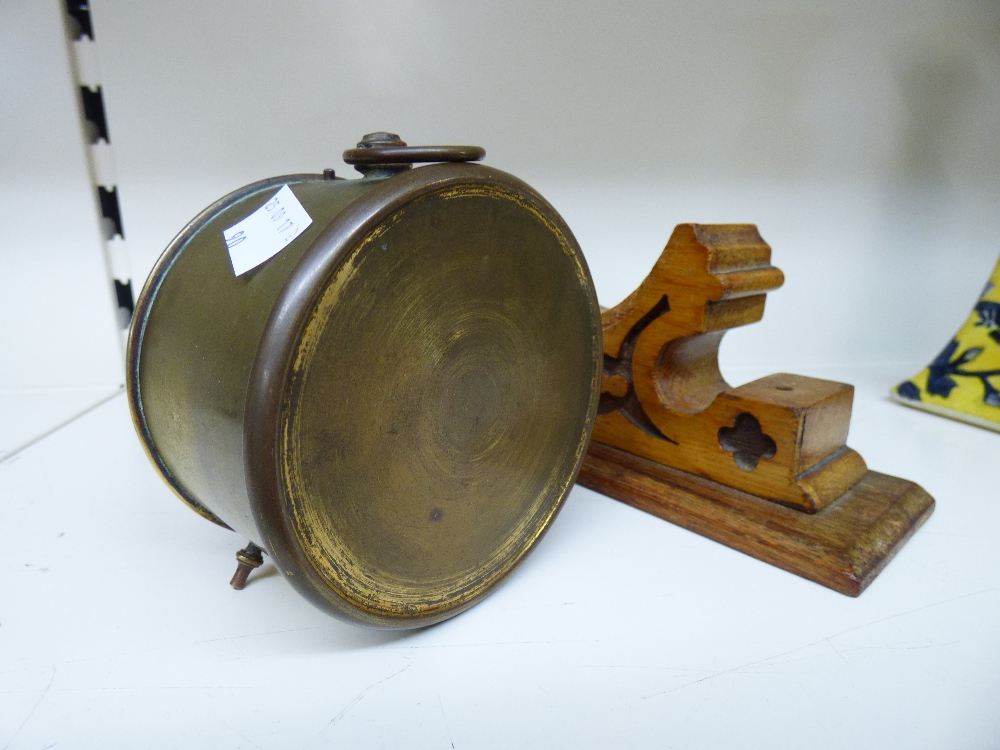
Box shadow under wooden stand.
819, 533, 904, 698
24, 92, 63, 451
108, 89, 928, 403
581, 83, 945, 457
577, 224, 934, 596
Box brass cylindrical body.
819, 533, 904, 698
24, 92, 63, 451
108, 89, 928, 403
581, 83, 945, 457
127, 147, 602, 628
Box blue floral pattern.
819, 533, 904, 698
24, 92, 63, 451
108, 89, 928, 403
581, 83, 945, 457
974, 301, 1000, 346
897, 335, 1000, 407
894, 262, 1000, 427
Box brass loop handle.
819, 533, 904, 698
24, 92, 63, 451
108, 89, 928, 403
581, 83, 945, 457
343, 144, 485, 165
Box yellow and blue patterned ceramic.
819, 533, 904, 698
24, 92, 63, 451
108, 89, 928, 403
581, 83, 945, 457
892, 254, 1000, 432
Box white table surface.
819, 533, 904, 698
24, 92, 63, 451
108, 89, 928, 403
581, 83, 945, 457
1, 363, 997, 749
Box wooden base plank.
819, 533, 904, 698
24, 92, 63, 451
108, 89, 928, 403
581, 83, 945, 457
578, 442, 935, 596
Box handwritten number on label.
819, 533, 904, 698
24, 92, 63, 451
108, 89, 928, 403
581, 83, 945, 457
224, 184, 313, 276
225, 231, 246, 249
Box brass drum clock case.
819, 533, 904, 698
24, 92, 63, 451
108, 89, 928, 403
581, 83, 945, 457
127, 134, 603, 628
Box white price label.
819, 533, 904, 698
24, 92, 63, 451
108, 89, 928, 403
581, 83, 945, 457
223, 184, 313, 276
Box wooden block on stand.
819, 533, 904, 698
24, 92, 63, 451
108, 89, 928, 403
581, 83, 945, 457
578, 224, 934, 595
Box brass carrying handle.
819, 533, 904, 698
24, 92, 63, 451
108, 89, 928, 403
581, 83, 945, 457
343, 144, 485, 165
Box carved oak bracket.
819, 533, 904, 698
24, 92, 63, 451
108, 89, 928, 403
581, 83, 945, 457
578, 224, 934, 596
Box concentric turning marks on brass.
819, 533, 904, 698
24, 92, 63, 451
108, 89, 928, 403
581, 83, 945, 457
264, 176, 601, 625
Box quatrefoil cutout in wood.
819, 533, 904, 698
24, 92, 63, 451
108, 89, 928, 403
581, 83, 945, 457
718, 413, 777, 471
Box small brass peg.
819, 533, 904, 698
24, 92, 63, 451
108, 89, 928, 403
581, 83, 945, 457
229, 542, 264, 590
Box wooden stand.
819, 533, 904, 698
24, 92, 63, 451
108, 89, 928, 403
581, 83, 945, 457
577, 224, 934, 596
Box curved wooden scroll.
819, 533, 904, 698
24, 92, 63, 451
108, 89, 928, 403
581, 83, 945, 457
593, 224, 866, 512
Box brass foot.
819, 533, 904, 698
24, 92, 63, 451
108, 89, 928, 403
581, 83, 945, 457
230, 542, 264, 590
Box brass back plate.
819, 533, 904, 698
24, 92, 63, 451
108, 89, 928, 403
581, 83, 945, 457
245, 165, 602, 627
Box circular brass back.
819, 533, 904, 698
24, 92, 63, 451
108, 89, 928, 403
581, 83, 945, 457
245, 165, 601, 627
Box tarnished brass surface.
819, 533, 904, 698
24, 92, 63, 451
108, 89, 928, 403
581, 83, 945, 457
130, 174, 377, 536
128, 146, 601, 628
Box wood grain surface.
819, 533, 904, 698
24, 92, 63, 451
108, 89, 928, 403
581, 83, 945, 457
580, 443, 933, 596
584, 224, 934, 594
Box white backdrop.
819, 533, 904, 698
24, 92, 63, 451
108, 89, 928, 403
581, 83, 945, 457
0, 0, 122, 390
4, 0, 999, 395
0, 0, 124, 457
89, 0, 1000, 374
